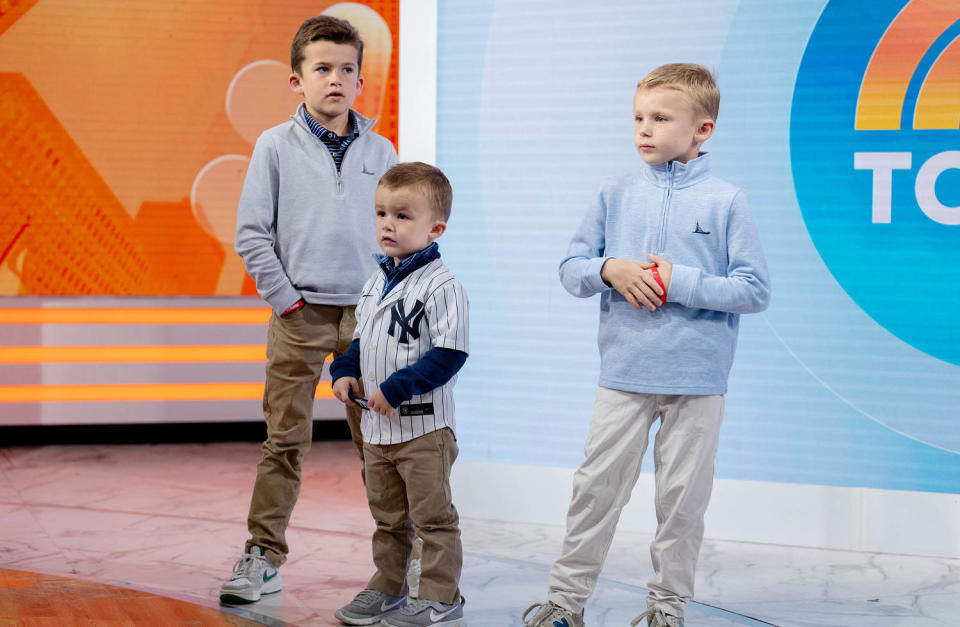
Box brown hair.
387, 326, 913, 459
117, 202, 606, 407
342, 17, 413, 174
290, 15, 363, 74
636, 63, 720, 120
379, 162, 453, 222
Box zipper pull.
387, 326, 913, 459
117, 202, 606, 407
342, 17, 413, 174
337, 177, 343, 194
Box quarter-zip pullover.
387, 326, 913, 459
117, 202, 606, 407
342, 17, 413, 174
235, 104, 398, 313
559, 153, 771, 395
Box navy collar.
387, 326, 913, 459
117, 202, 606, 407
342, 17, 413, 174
641, 152, 712, 188
376, 242, 441, 301
301, 108, 359, 143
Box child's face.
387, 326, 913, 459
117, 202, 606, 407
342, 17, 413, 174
375, 185, 446, 263
289, 40, 363, 128
633, 87, 714, 165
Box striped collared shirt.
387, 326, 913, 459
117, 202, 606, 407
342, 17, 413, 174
302, 108, 359, 173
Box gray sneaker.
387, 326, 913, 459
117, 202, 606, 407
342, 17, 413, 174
522, 601, 584, 627
334, 587, 406, 625
631, 607, 684, 627
382, 596, 466, 626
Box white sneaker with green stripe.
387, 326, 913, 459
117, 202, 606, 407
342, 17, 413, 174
219, 546, 282, 604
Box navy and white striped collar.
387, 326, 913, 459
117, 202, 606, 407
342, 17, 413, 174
301, 108, 359, 143
375, 242, 441, 300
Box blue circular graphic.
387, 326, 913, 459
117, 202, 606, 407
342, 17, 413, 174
791, 0, 960, 366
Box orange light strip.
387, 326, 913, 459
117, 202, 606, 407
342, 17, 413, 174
0, 345, 268, 363
0, 382, 335, 403
0, 308, 271, 325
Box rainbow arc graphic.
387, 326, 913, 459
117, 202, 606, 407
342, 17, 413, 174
855, 0, 960, 130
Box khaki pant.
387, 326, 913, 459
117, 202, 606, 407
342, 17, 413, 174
548, 387, 724, 619
364, 428, 462, 604
246, 304, 364, 568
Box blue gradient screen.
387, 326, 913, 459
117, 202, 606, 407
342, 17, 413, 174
436, 0, 960, 494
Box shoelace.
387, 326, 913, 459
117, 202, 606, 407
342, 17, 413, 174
230, 553, 265, 581
522, 602, 569, 624
631, 608, 677, 627
521, 603, 544, 622
351, 588, 385, 608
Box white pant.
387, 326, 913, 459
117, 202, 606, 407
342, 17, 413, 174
548, 387, 725, 619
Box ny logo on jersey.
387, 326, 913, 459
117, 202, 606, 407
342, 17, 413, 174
388, 299, 426, 343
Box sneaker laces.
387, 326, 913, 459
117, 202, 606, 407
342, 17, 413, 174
229, 552, 266, 582
522, 603, 545, 623
351, 587, 385, 608
631, 608, 679, 627
400, 597, 435, 615
522, 602, 571, 624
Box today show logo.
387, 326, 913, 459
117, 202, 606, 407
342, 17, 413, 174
791, 0, 960, 366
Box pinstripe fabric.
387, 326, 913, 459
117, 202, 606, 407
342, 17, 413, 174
354, 258, 469, 445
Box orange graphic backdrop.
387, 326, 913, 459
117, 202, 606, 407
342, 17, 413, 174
0, 0, 399, 296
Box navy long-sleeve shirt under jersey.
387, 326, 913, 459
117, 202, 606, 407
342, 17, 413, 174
329, 243, 468, 407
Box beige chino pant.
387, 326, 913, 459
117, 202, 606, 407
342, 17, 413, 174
364, 428, 462, 604
246, 304, 364, 568
548, 387, 724, 619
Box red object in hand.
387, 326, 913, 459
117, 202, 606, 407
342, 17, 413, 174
650, 267, 667, 304
281, 299, 305, 317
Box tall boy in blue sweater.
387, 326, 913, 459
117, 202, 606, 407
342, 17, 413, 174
523, 64, 770, 627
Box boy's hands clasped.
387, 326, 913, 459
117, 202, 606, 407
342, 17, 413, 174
601, 254, 672, 311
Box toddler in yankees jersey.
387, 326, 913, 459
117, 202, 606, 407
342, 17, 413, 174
330, 162, 469, 627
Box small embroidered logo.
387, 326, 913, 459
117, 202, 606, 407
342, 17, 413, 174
693, 221, 711, 235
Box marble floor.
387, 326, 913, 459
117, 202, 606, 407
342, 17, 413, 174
1, 441, 958, 626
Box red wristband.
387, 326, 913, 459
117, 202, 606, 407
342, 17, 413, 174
650, 267, 667, 304
281, 298, 305, 317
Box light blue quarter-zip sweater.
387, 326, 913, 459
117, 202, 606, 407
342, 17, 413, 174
559, 153, 771, 395
235, 105, 398, 314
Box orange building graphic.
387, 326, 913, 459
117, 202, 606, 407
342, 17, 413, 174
0, 1, 399, 296
0, 0, 38, 37
1, 72, 153, 294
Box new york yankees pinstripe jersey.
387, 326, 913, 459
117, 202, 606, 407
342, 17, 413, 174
354, 257, 469, 445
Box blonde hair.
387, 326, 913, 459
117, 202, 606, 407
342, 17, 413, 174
636, 63, 719, 121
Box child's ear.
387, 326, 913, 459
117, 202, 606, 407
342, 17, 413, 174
289, 72, 304, 97
696, 118, 716, 143
429, 221, 447, 239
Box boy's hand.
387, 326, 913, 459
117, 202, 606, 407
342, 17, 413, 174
649, 254, 672, 295
332, 377, 360, 405
280, 298, 305, 317
368, 388, 396, 418
601, 258, 662, 311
